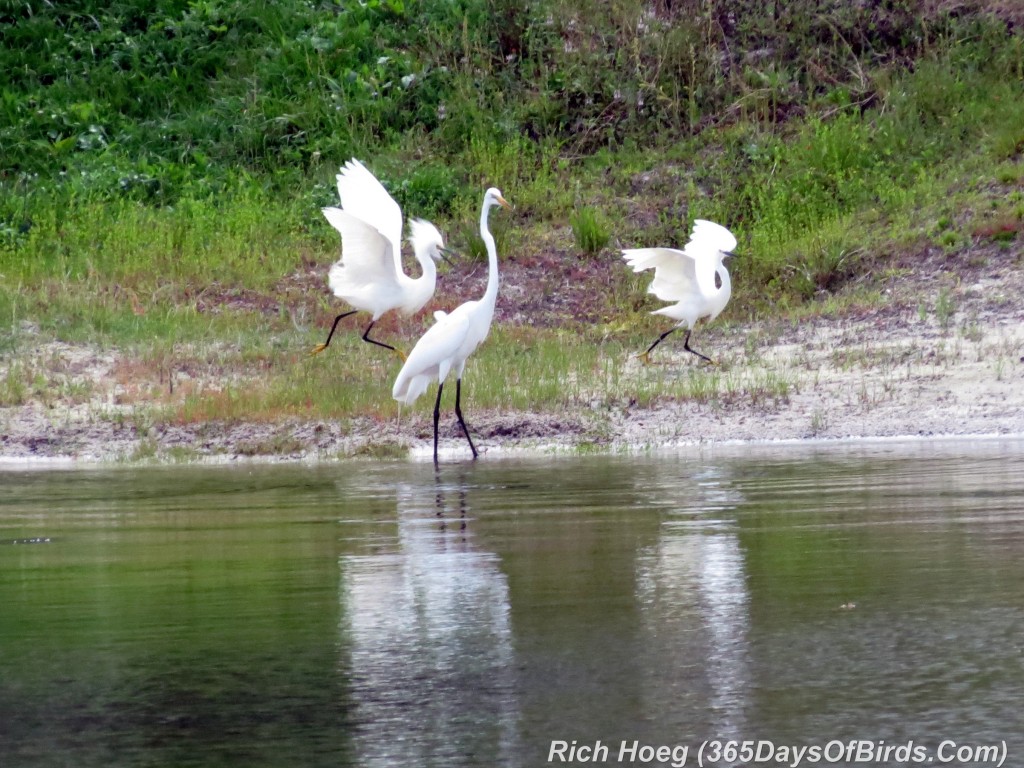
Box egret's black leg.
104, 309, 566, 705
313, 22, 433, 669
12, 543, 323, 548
361, 322, 395, 352
639, 327, 676, 364
454, 378, 479, 459
433, 382, 444, 465
362, 323, 405, 362
682, 329, 714, 364
310, 310, 358, 356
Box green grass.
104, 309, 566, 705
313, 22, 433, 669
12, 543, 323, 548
1, 1, 1022, 446
570, 207, 611, 255
143, 327, 623, 425
16, 322, 780, 436
8, 189, 308, 288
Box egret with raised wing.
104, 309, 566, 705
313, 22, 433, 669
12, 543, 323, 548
623, 219, 737, 365
392, 187, 512, 463
312, 159, 451, 360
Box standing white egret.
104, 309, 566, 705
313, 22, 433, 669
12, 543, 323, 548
311, 159, 450, 359
623, 219, 738, 365
392, 188, 512, 463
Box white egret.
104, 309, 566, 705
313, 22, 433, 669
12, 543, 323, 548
312, 158, 450, 359
623, 219, 737, 365
392, 187, 512, 463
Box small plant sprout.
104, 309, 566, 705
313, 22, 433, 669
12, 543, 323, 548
570, 206, 611, 255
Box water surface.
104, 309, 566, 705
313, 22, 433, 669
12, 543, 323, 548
2, 439, 1022, 766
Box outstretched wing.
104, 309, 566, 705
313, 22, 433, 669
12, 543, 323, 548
335, 159, 404, 272
622, 247, 698, 304
322, 206, 400, 301
624, 221, 736, 304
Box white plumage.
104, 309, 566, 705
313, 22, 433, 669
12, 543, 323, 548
392, 187, 512, 462
311, 159, 448, 358
623, 219, 737, 364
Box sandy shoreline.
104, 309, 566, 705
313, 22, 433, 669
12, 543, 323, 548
3, 242, 1023, 466
2, 293, 1022, 465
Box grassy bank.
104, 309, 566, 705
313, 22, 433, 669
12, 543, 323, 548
1, 1, 1023, 455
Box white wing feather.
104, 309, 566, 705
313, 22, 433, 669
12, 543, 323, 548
623, 220, 737, 303
335, 159, 404, 272
622, 247, 698, 303
322, 207, 401, 314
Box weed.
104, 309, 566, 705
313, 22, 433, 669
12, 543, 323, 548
164, 445, 203, 463
235, 433, 307, 457
939, 231, 961, 250
962, 315, 984, 345
0, 361, 30, 406
789, 240, 861, 299
394, 163, 460, 219
810, 408, 830, 435
747, 370, 793, 406
127, 438, 160, 463
996, 165, 1024, 185
935, 287, 957, 330
351, 441, 410, 460
570, 207, 611, 256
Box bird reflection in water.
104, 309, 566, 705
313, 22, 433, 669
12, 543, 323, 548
340, 464, 517, 766
434, 464, 468, 532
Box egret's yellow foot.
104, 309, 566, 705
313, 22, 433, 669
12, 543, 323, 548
637, 351, 652, 366
309, 343, 328, 357
394, 348, 409, 363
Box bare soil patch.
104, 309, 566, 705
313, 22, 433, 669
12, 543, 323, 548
2, 241, 1022, 464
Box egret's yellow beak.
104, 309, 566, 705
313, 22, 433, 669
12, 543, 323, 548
497, 195, 513, 210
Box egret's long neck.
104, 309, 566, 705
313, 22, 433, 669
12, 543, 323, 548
413, 245, 437, 283
480, 202, 499, 307
712, 261, 732, 317
718, 262, 731, 298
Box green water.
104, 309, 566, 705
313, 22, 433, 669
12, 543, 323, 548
2, 439, 1023, 767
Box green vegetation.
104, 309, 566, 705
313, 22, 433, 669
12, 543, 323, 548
1, 0, 1023, 452
570, 206, 611, 255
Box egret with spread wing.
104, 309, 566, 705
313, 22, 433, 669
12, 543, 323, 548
623, 219, 737, 365
392, 188, 512, 463
312, 159, 450, 360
